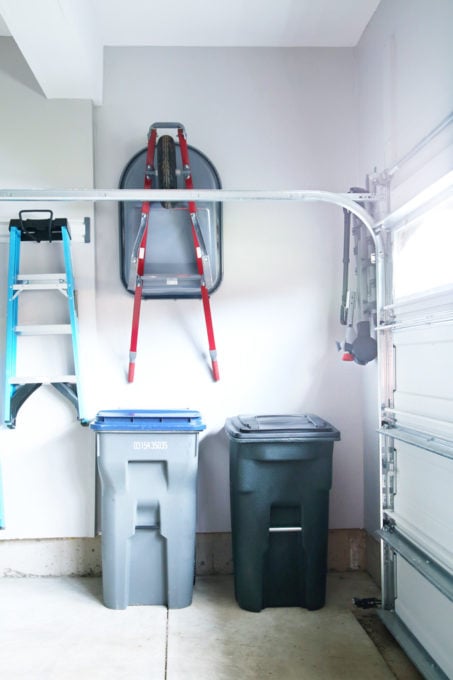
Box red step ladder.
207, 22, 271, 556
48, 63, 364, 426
128, 123, 219, 383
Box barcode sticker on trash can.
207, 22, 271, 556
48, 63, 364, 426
133, 441, 168, 450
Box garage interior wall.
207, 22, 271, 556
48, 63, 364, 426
93, 46, 363, 537
0, 40, 365, 571
0, 37, 98, 556
0, 0, 452, 577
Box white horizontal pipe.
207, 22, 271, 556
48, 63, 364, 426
0, 188, 376, 242
0, 188, 375, 203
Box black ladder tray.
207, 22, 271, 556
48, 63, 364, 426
119, 144, 222, 298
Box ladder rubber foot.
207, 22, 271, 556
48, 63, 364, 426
128, 363, 135, 383
212, 360, 220, 382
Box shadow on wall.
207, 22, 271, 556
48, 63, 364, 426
0, 37, 43, 96
197, 428, 231, 533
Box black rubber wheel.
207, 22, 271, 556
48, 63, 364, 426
157, 135, 177, 208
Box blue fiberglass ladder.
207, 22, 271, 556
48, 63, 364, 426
3, 210, 86, 430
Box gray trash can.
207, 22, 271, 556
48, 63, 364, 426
225, 414, 340, 612
91, 409, 205, 609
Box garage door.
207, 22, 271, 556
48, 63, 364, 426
377, 173, 453, 680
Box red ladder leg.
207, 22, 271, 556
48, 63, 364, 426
127, 128, 157, 382
177, 127, 220, 381
128, 222, 148, 382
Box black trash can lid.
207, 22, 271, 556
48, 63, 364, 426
225, 414, 340, 440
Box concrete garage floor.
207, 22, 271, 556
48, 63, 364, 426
0, 573, 422, 679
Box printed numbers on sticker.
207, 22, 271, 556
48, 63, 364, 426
133, 440, 168, 450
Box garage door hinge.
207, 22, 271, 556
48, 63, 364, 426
383, 515, 396, 532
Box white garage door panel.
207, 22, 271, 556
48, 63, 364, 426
392, 393, 453, 426
396, 559, 453, 680
394, 326, 453, 403
390, 441, 453, 568
379, 175, 453, 678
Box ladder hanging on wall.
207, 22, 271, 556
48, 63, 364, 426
3, 210, 86, 428
127, 122, 220, 382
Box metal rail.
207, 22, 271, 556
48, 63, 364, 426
378, 527, 453, 601
0, 188, 375, 203
384, 111, 453, 180
378, 610, 450, 680
379, 425, 453, 462
376, 170, 453, 231
0, 188, 377, 240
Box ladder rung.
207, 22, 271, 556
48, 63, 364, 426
141, 274, 202, 285
4, 223, 86, 424
13, 282, 68, 291
14, 324, 72, 335
16, 274, 67, 280
9, 375, 77, 384
14, 273, 67, 291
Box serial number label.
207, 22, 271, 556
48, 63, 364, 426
133, 440, 168, 450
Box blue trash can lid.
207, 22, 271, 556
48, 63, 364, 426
91, 409, 205, 432
225, 414, 340, 440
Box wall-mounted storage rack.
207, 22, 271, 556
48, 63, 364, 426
0, 217, 91, 244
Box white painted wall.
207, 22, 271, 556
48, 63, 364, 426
0, 0, 450, 576
94, 46, 365, 532
0, 39, 379, 548
356, 0, 453, 533
0, 38, 97, 539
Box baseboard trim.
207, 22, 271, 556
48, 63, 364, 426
327, 528, 367, 572
0, 538, 102, 577
365, 532, 381, 586
0, 529, 368, 577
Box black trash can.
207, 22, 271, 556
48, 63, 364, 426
225, 414, 340, 612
